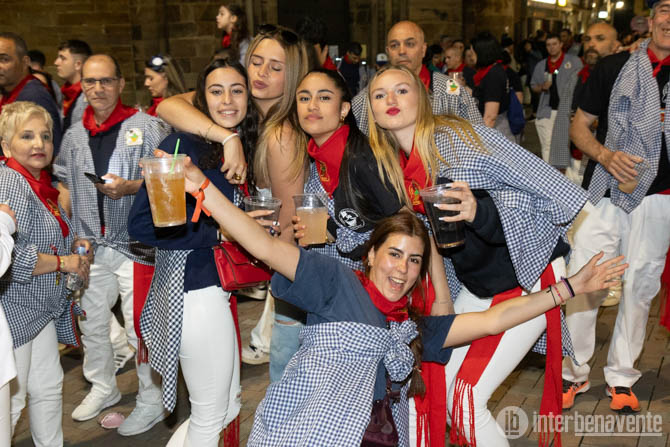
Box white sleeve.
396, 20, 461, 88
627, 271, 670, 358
0, 210, 15, 277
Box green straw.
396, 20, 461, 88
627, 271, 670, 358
169, 138, 181, 173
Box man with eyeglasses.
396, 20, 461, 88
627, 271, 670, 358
54, 39, 92, 132
53, 54, 169, 436
0, 32, 62, 153
351, 20, 483, 133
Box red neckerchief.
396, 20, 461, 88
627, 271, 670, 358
222, 33, 231, 48
546, 52, 565, 74
82, 99, 137, 136
647, 47, 670, 77
354, 270, 408, 322
343, 53, 354, 65
61, 81, 82, 117
419, 65, 431, 91
322, 55, 338, 71
398, 142, 431, 213
0, 74, 37, 114
448, 62, 466, 74
473, 63, 495, 87
450, 264, 563, 447
5, 157, 69, 237
577, 64, 591, 84
146, 96, 163, 117
306, 124, 349, 198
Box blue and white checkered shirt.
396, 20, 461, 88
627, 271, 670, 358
53, 112, 169, 263
248, 320, 417, 447
593, 39, 670, 213
0, 165, 82, 348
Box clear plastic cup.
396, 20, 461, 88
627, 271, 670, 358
419, 184, 465, 249
244, 196, 282, 223
617, 159, 649, 194
293, 194, 328, 246
141, 155, 187, 227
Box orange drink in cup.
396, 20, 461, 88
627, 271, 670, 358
293, 194, 328, 246
141, 155, 187, 227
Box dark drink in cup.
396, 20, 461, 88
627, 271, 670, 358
420, 185, 465, 249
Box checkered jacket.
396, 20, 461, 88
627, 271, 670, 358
549, 69, 580, 169
53, 112, 169, 263
531, 54, 583, 120
0, 165, 82, 348
592, 39, 670, 213
67, 93, 87, 128
248, 320, 417, 447
352, 70, 483, 136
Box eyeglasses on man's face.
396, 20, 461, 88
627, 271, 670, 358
82, 77, 120, 89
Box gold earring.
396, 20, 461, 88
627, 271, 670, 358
340, 115, 346, 123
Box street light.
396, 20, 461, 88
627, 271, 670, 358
615, 1, 625, 8
558, 0, 567, 6
598, 10, 609, 18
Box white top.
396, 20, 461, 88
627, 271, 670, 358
0, 210, 16, 387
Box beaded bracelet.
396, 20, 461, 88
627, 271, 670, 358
552, 284, 566, 305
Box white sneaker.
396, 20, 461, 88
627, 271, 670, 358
114, 348, 135, 374
72, 389, 122, 421
242, 344, 270, 365
117, 403, 167, 436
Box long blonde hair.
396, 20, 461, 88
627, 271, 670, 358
246, 27, 311, 187
366, 65, 487, 203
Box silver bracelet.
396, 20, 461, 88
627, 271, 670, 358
221, 133, 240, 147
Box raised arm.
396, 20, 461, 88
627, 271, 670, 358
442, 252, 627, 347
166, 151, 300, 281
156, 92, 247, 183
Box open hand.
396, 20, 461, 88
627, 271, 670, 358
569, 252, 627, 296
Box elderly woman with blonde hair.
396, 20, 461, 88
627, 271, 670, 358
0, 101, 91, 446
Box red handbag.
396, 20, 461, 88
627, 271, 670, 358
212, 241, 272, 291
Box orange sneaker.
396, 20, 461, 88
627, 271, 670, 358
562, 380, 590, 410
606, 386, 641, 413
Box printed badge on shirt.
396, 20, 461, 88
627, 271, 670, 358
126, 128, 143, 146
447, 79, 460, 95
338, 208, 365, 230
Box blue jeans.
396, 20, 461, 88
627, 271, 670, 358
269, 299, 305, 382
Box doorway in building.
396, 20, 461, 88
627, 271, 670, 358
277, 0, 350, 60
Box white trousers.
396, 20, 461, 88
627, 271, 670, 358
535, 110, 558, 163
249, 288, 274, 353
408, 258, 564, 447
10, 322, 63, 447
169, 285, 241, 447
0, 382, 9, 447
563, 196, 670, 387
79, 246, 160, 404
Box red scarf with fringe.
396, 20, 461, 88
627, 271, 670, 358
61, 81, 82, 117
354, 270, 408, 322
450, 263, 563, 447
0, 74, 37, 113
407, 275, 451, 447
398, 143, 431, 214
82, 99, 137, 136
6, 157, 68, 237
146, 97, 163, 117
307, 125, 349, 198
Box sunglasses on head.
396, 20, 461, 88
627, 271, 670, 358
258, 24, 299, 45
147, 55, 166, 72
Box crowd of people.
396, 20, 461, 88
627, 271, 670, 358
0, 0, 667, 446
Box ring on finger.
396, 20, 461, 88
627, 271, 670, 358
233, 173, 242, 181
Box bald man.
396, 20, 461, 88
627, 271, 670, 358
549, 22, 619, 177
54, 54, 169, 435
351, 20, 483, 134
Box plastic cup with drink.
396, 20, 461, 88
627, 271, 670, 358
244, 196, 282, 224
141, 154, 187, 227
617, 159, 649, 194
420, 184, 466, 249
293, 194, 328, 246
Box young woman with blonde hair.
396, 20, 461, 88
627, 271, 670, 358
366, 64, 589, 447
